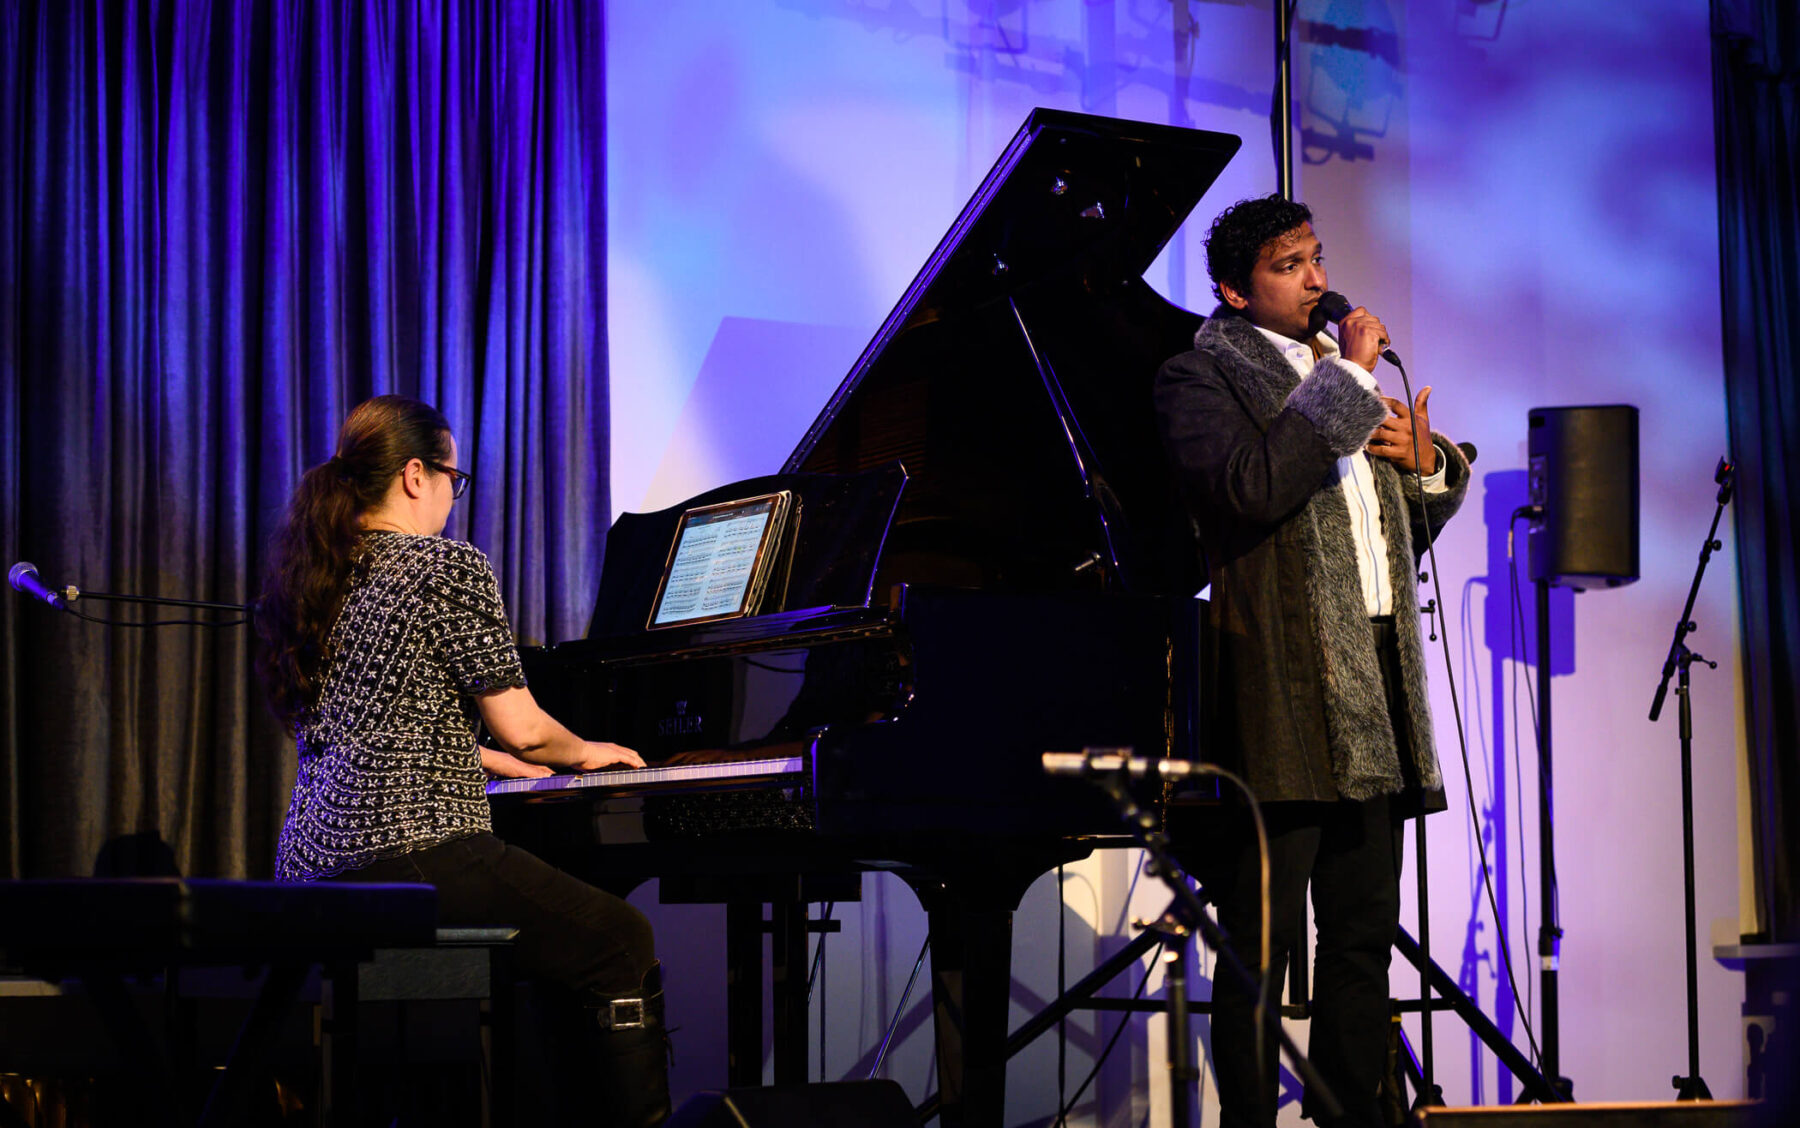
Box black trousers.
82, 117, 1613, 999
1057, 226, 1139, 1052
1205, 794, 1401, 1128
333, 831, 656, 998
1201, 619, 1413, 1128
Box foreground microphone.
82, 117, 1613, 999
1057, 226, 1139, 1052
1317, 290, 1403, 369
1042, 749, 1211, 781
8, 561, 68, 611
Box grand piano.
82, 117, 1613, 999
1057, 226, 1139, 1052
489, 108, 1241, 1125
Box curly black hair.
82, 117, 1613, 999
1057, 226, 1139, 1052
1204, 194, 1315, 303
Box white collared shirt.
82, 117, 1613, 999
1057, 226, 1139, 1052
1253, 325, 1446, 616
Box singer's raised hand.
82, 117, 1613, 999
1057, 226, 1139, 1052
1338, 306, 1389, 373
1367, 387, 1435, 474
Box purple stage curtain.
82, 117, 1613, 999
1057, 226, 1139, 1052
0, 1, 609, 878
1713, 0, 1800, 944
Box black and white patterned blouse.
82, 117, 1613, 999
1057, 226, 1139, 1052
275, 531, 527, 881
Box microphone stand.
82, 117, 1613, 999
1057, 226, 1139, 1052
19, 575, 250, 624
1648, 457, 1733, 1102
1273, 0, 1295, 200
63, 587, 249, 614
1063, 755, 1344, 1127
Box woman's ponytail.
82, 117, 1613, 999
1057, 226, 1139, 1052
254, 396, 453, 724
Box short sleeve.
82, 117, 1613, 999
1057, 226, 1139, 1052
428, 543, 528, 695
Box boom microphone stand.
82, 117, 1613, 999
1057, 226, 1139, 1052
1044, 750, 1344, 1127
9, 560, 248, 622
1647, 456, 1734, 1102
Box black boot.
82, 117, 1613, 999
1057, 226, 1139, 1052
581, 961, 672, 1128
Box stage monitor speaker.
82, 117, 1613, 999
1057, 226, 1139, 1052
1413, 1100, 1760, 1128
666, 1080, 915, 1128
1528, 404, 1640, 589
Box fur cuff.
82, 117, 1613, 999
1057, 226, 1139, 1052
1284, 359, 1387, 457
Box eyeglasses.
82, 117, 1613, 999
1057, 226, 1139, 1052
425, 461, 474, 499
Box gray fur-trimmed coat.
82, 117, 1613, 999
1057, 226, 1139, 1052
1153, 308, 1468, 808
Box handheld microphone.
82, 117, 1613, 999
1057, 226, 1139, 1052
1317, 290, 1404, 369
8, 562, 68, 611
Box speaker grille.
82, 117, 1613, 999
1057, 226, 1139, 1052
1527, 404, 1639, 589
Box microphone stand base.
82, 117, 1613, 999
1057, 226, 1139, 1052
1408, 1085, 1446, 1112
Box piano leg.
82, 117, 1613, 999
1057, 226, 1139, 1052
906, 843, 1094, 1128
920, 897, 1015, 1128
726, 902, 764, 1087
770, 900, 810, 1085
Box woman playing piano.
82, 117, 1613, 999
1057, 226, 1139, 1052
255, 394, 669, 1125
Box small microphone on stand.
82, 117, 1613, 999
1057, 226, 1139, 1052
1042, 749, 1210, 780
8, 562, 68, 611
9, 562, 248, 625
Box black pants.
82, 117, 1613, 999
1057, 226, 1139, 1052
1203, 618, 1413, 1128
333, 831, 656, 998
1205, 795, 1401, 1128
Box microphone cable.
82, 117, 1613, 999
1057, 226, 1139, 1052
60, 603, 248, 629
1389, 355, 1548, 1073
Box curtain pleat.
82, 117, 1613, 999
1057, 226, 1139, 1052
1713, 0, 1800, 940
0, 0, 609, 879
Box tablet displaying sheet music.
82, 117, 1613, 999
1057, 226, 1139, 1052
647, 492, 793, 629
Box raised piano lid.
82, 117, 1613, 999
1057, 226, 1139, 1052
785, 108, 1240, 598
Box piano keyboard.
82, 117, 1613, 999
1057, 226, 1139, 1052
485, 754, 807, 797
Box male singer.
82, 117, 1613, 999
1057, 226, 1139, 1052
1154, 194, 1469, 1128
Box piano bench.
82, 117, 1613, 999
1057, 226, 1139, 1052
323, 926, 520, 1128
355, 925, 519, 1001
